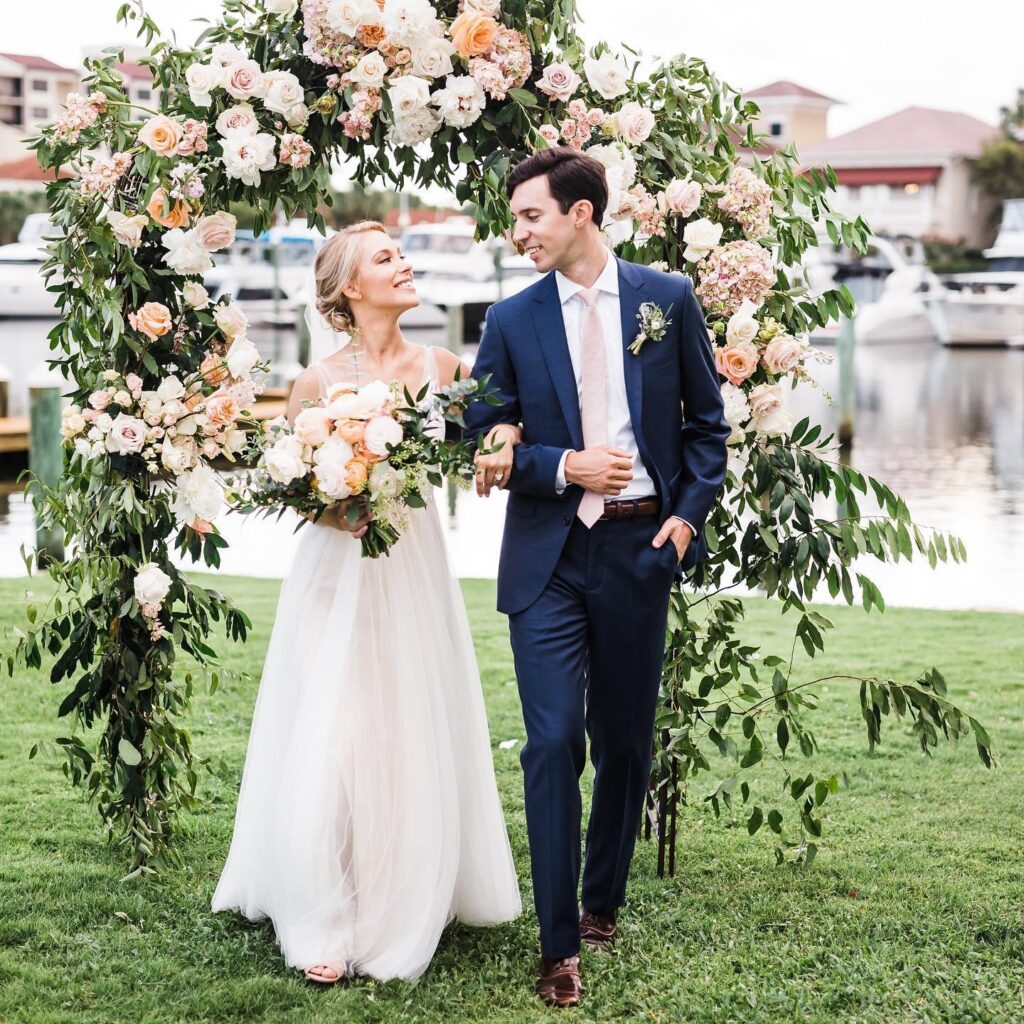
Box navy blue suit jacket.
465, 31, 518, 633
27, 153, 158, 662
467, 257, 730, 616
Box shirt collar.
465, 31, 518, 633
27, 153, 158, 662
554, 249, 619, 306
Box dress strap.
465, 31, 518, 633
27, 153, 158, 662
423, 346, 438, 388
312, 361, 331, 399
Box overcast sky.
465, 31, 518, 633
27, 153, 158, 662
4, 0, 1021, 137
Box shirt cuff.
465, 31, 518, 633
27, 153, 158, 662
669, 515, 696, 537
555, 450, 574, 494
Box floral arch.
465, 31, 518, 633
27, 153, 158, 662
16, 0, 986, 873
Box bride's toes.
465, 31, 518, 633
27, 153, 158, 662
303, 963, 345, 984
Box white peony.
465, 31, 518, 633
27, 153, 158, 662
182, 281, 210, 309
264, 0, 299, 15
104, 209, 147, 248
220, 132, 277, 187
583, 52, 629, 100
726, 299, 760, 347
682, 217, 723, 262
327, 0, 382, 35
134, 563, 172, 607
210, 42, 249, 67
214, 301, 249, 340
409, 36, 456, 80
161, 228, 214, 276
263, 70, 305, 117
156, 375, 186, 404
430, 75, 486, 129
312, 460, 351, 501
720, 382, 751, 446
226, 335, 260, 379
171, 463, 225, 523
264, 435, 308, 484
363, 414, 404, 456
388, 106, 442, 147
160, 435, 197, 474
387, 75, 432, 118
185, 62, 222, 106
313, 436, 355, 467
104, 413, 147, 455
293, 406, 333, 446
586, 142, 637, 189
381, 0, 438, 44
215, 104, 259, 138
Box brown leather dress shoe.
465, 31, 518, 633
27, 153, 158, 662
536, 954, 583, 1008
580, 908, 617, 951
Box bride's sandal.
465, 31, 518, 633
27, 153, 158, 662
303, 962, 346, 985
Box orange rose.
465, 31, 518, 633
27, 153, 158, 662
205, 392, 240, 428
147, 188, 191, 229
138, 115, 183, 157
715, 341, 759, 386
128, 301, 172, 340
336, 418, 366, 444
200, 352, 229, 387
356, 24, 387, 47
344, 458, 369, 494
449, 10, 498, 57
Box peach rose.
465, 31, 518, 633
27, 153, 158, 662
184, 391, 204, 413
200, 352, 229, 387
147, 188, 191, 229
714, 340, 759, 386
204, 392, 239, 428
336, 418, 366, 444
294, 406, 333, 447
762, 334, 805, 375
344, 458, 369, 494
194, 211, 236, 252
128, 301, 173, 340
190, 517, 213, 536
449, 10, 498, 57
138, 115, 183, 157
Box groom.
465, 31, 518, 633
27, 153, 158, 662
468, 148, 729, 1008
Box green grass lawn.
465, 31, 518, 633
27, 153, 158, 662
1, 574, 1022, 1024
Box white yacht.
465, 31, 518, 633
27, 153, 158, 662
0, 214, 60, 318
924, 200, 1024, 347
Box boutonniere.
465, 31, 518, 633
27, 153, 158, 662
628, 302, 673, 355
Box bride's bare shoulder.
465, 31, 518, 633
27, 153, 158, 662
286, 365, 324, 422
429, 346, 471, 387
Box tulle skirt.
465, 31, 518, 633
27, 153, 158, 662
211, 499, 521, 981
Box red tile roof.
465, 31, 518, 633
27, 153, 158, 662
0, 153, 74, 181
0, 52, 77, 74
745, 80, 839, 104
115, 60, 153, 81
802, 107, 1000, 163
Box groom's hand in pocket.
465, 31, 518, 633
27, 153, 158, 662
565, 446, 634, 495
652, 517, 694, 562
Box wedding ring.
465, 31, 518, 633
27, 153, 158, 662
494, 472, 504, 482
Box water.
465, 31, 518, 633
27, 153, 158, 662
1, 319, 1022, 611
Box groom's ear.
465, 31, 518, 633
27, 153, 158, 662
572, 199, 593, 228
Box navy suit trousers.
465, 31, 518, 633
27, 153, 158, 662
508, 514, 677, 959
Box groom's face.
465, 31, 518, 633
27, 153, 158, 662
510, 175, 588, 275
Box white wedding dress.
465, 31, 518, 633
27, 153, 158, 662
212, 346, 521, 981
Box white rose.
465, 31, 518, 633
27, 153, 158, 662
104, 413, 147, 455
264, 435, 308, 484
293, 406, 333, 446
327, 0, 383, 35
349, 52, 387, 89
313, 436, 355, 467
388, 106, 442, 147
363, 414, 404, 456
182, 281, 210, 309
312, 460, 351, 501
226, 335, 260, 378
720, 382, 751, 446
104, 209, 147, 248
156, 375, 186, 403
60, 407, 86, 438
461, 0, 499, 12
409, 36, 455, 80
216, 104, 259, 138
368, 461, 403, 499
388, 75, 431, 118
134, 563, 172, 607
682, 217, 723, 261
381, 0, 437, 44
263, 70, 305, 116
586, 142, 637, 189
223, 59, 266, 101
660, 178, 702, 217
353, 380, 391, 417
264, 0, 298, 15
160, 435, 197, 474
161, 228, 214, 276
752, 404, 794, 438
726, 299, 760, 347
214, 301, 249, 340
285, 102, 310, 129
430, 75, 486, 129
613, 101, 655, 146
583, 52, 629, 100
211, 42, 249, 67
171, 463, 225, 523
220, 132, 277, 187
185, 62, 222, 106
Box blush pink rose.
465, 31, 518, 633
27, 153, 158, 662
194, 211, 237, 252
762, 334, 805, 375
536, 62, 582, 102
661, 178, 702, 217
223, 60, 266, 100
204, 392, 240, 428
88, 390, 112, 411
714, 341, 759, 386
614, 102, 655, 146
293, 406, 333, 446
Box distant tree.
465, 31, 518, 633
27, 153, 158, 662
0, 190, 49, 245
973, 88, 1024, 222
998, 86, 1024, 140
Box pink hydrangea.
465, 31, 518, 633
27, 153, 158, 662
301, 0, 365, 68
696, 240, 775, 316
716, 166, 773, 241
466, 27, 531, 101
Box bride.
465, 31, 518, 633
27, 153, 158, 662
212, 220, 522, 983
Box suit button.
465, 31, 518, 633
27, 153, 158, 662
562, 515, 571, 525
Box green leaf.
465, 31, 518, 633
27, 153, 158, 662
117, 738, 142, 767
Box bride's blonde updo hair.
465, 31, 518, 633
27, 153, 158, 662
314, 219, 389, 333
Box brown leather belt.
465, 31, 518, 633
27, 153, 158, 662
598, 497, 660, 521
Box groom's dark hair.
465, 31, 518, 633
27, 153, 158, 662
508, 148, 608, 226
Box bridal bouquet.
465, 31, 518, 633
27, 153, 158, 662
232, 374, 497, 557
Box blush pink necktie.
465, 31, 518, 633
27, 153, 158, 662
576, 287, 606, 528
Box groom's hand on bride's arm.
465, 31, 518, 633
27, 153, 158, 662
563, 446, 634, 495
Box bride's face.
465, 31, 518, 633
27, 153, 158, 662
345, 231, 420, 315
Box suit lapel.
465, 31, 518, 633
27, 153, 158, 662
617, 258, 647, 455
531, 272, 583, 450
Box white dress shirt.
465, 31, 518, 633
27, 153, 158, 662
553, 251, 657, 501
